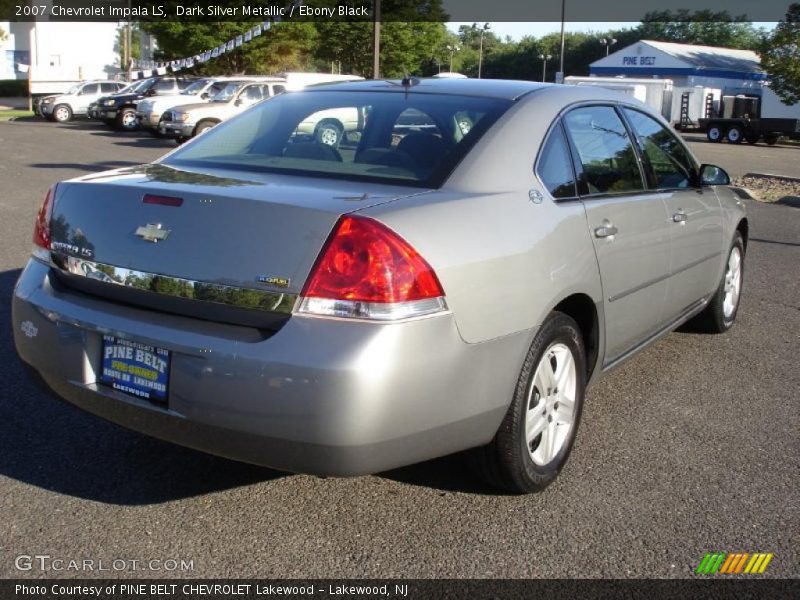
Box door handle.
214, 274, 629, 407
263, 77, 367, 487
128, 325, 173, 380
673, 211, 687, 223
594, 224, 618, 238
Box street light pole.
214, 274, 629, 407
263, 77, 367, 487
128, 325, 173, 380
538, 54, 552, 82
558, 0, 566, 81
478, 23, 490, 79
600, 37, 617, 56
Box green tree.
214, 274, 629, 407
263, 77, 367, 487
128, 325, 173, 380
634, 10, 764, 49
314, 20, 448, 78
140, 20, 318, 74
760, 4, 800, 104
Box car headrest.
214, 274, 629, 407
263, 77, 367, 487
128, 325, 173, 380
283, 142, 343, 162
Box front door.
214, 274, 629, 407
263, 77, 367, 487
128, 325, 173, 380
621, 107, 724, 319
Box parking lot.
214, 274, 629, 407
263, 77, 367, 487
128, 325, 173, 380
0, 118, 797, 579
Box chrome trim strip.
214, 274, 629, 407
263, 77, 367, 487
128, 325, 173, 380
608, 252, 720, 303
50, 253, 296, 314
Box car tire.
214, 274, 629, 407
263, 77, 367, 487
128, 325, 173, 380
745, 134, 760, 144
315, 120, 344, 148
706, 124, 723, 143
726, 125, 744, 144
764, 134, 779, 146
146, 127, 164, 138
194, 121, 217, 137
691, 232, 745, 334
116, 107, 139, 131
53, 104, 73, 123
470, 311, 587, 494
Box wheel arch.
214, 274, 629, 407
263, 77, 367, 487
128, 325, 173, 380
736, 217, 749, 252
551, 293, 600, 380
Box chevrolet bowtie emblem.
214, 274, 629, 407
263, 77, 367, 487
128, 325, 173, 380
135, 223, 171, 243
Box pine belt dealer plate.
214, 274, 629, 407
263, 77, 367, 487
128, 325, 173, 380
100, 335, 170, 402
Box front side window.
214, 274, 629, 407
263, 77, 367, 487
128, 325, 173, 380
563, 106, 644, 195
153, 79, 175, 93
80, 84, 99, 95
537, 123, 577, 199
164, 91, 512, 187
100, 82, 119, 93
623, 108, 697, 189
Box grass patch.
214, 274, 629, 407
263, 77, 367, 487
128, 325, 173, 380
0, 110, 35, 120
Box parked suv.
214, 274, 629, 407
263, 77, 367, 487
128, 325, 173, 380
39, 81, 126, 122
96, 76, 198, 131
160, 79, 285, 142
136, 77, 266, 135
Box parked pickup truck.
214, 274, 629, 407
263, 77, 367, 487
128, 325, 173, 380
135, 77, 266, 135
160, 79, 286, 142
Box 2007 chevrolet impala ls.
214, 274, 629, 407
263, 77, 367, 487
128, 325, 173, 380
13, 79, 746, 493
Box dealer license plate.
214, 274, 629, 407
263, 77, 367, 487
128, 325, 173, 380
100, 335, 170, 402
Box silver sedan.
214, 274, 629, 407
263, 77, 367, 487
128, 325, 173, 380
13, 79, 746, 493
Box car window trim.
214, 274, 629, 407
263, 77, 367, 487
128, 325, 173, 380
619, 106, 701, 192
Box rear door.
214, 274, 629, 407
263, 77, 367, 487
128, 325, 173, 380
621, 107, 723, 319
563, 105, 673, 364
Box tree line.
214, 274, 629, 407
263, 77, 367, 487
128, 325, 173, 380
129, 5, 799, 103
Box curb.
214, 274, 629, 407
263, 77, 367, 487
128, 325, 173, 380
743, 172, 800, 183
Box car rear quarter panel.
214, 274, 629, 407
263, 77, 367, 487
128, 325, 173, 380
361, 89, 608, 346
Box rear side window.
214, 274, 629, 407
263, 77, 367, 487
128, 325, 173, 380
100, 82, 119, 93
563, 106, 644, 195
537, 124, 577, 199
80, 84, 99, 95
622, 108, 697, 189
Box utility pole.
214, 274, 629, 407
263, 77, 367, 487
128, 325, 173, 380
558, 0, 566, 83
372, 0, 381, 79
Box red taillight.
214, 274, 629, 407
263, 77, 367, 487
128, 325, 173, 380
143, 194, 183, 207
33, 185, 55, 250
303, 216, 444, 303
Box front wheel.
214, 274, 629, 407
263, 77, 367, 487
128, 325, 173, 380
116, 107, 139, 131
691, 232, 745, 333
52, 104, 73, 123
194, 120, 216, 137
470, 312, 586, 493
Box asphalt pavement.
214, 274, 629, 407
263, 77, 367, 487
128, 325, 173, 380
0, 118, 797, 579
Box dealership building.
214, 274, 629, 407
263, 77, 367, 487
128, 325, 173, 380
589, 40, 766, 96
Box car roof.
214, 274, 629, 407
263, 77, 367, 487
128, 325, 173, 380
302, 78, 550, 100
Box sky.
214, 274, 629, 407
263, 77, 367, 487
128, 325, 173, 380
447, 21, 778, 41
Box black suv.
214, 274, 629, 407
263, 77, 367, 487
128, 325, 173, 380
96, 76, 198, 131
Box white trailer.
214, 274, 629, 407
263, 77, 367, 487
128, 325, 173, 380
564, 76, 674, 119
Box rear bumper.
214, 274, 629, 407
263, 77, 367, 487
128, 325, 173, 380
13, 259, 530, 476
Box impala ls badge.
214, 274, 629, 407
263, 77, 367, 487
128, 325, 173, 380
135, 223, 170, 243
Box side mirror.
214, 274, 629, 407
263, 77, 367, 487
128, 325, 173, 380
201, 92, 209, 99
698, 164, 730, 186
234, 98, 242, 106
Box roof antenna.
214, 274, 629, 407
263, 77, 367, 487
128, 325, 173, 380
401, 68, 420, 99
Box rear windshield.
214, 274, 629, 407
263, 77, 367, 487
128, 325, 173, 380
163, 90, 513, 187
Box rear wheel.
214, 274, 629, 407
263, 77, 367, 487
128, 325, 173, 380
470, 312, 586, 493
315, 120, 344, 147
116, 107, 139, 131
707, 124, 723, 143
691, 232, 744, 333
764, 134, 779, 146
745, 133, 760, 144
53, 104, 72, 123
726, 125, 744, 144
